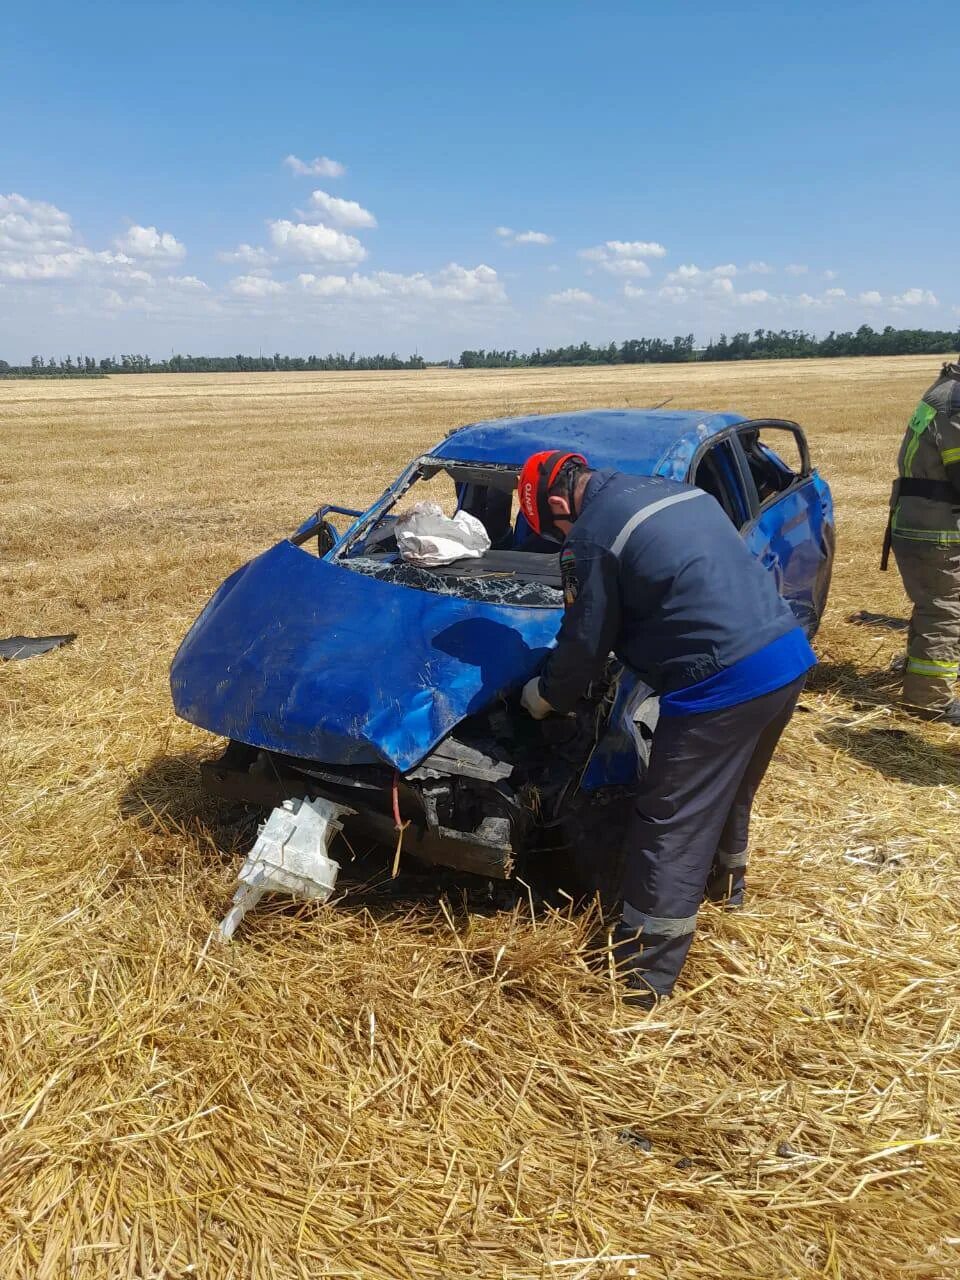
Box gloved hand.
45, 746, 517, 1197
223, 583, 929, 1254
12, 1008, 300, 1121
521, 676, 553, 720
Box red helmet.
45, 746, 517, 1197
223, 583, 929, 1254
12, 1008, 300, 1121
517, 450, 588, 536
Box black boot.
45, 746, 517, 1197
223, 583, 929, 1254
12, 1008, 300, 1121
610, 926, 670, 1010
622, 971, 661, 1011
906, 699, 960, 726
704, 864, 746, 907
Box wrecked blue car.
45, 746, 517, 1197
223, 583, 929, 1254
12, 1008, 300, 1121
171, 410, 834, 883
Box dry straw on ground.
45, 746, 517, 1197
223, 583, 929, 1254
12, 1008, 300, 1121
2, 358, 959, 1278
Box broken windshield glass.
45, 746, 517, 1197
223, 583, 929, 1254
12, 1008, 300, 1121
345, 556, 563, 608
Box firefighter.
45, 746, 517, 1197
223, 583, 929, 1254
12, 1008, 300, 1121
516, 451, 816, 1008
882, 360, 960, 724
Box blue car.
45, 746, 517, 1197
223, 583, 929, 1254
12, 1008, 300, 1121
171, 409, 834, 883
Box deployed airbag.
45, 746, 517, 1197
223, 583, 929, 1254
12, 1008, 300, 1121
396, 502, 490, 567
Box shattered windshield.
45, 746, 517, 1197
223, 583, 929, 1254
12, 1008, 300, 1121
335, 458, 564, 609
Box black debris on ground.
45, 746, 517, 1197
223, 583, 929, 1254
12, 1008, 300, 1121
0, 634, 77, 661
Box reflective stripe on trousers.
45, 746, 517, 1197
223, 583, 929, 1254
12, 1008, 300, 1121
713, 847, 748, 869
617, 676, 804, 998
621, 902, 698, 939
892, 539, 960, 710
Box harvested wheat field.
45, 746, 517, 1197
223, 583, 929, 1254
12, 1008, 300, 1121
2, 357, 958, 1279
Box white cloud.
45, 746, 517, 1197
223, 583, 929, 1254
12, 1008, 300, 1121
295, 262, 506, 305
0, 199, 201, 302
785, 263, 808, 276
851, 286, 937, 309
824, 287, 846, 300
796, 293, 821, 307
297, 272, 393, 300
268, 219, 366, 264
623, 283, 646, 299
823, 269, 838, 281
426, 263, 505, 302
601, 257, 652, 277
306, 189, 377, 229
230, 274, 285, 298
666, 263, 738, 283
667, 264, 701, 281
114, 224, 186, 261
298, 273, 364, 298
548, 288, 596, 305
0, 193, 73, 253
101, 289, 153, 312
579, 239, 666, 276
659, 277, 771, 306
0, 250, 87, 280
283, 154, 345, 178
218, 243, 275, 265
606, 240, 667, 259
0, 246, 139, 282
496, 226, 554, 246
746, 260, 773, 274
167, 274, 208, 290
893, 287, 938, 306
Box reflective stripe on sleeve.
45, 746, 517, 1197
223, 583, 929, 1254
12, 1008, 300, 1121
610, 489, 706, 557
622, 902, 698, 938
942, 447, 960, 466
904, 402, 937, 476
906, 656, 959, 677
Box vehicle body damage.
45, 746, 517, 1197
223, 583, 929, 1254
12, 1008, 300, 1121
171, 409, 834, 889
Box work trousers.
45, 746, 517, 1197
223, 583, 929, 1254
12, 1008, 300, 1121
615, 675, 805, 998
892, 539, 960, 711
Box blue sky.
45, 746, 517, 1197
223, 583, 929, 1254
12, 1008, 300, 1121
1, 0, 956, 361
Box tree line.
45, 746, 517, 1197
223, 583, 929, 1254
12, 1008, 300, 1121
0, 351, 427, 378
459, 325, 960, 368
1, 324, 957, 378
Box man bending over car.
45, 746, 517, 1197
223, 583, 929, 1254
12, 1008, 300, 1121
516, 451, 816, 1009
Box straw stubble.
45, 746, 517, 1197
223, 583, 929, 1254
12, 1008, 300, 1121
2, 358, 958, 1278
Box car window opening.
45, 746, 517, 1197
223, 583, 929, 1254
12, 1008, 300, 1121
336, 459, 564, 608
739, 427, 799, 503
693, 440, 749, 528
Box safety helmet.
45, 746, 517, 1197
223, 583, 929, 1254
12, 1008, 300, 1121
517, 450, 588, 537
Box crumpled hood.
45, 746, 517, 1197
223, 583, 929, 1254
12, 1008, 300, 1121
171, 540, 561, 772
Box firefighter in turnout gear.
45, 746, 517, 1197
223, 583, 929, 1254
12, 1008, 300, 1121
516, 451, 816, 1008
882, 360, 960, 724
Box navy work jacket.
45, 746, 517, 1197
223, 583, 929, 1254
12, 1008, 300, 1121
540, 470, 800, 714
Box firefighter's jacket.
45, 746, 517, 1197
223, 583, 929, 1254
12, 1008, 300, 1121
539, 470, 799, 714
891, 362, 960, 545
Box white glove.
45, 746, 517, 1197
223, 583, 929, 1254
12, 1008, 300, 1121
521, 676, 553, 720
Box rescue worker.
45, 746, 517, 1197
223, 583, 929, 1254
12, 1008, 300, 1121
516, 451, 817, 1008
881, 360, 960, 723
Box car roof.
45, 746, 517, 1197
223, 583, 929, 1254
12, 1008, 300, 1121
430, 408, 747, 478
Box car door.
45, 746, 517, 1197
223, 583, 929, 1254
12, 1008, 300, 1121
733, 421, 833, 636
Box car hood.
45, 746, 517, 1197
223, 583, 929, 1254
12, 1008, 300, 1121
171, 540, 561, 772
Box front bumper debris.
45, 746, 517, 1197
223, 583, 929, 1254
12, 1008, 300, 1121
219, 795, 354, 940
